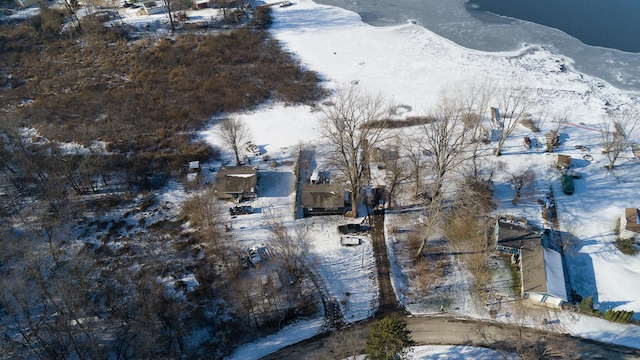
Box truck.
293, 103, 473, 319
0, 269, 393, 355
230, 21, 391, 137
230, 205, 253, 215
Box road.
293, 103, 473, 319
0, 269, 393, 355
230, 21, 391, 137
369, 210, 402, 315
261, 313, 640, 359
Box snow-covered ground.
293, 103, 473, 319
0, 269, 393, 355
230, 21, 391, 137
217, 0, 640, 357
9, 0, 634, 356
351, 345, 508, 360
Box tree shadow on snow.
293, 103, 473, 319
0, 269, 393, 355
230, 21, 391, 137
562, 232, 599, 305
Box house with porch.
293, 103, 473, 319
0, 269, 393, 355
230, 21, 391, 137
494, 218, 568, 308
214, 166, 258, 202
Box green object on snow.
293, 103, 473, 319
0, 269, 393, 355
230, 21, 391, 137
561, 174, 574, 195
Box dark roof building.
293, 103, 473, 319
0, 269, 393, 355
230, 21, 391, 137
301, 183, 346, 216
494, 218, 568, 308
214, 166, 258, 202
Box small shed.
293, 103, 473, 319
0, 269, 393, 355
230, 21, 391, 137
192, 0, 209, 8
188, 161, 200, 173
620, 208, 640, 241
553, 154, 572, 170
491, 107, 503, 129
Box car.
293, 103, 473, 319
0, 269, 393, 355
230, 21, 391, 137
245, 141, 262, 156
239, 254, 249, 269
247, 246, 262, 265
230, 205, 253, 215
338, 223, 367, 234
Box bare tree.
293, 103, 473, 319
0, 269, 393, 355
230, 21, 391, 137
265, 215, 309, 282
182, 187, 224, 246
414, 85, 492, 258
509, 168, 535, 205
421, 90, 480, 200
543, 111, 568, 153
461, 80, 495, 182
600, 106, 639, 170
382, 141, 408, 208
402, 139, 428, 200
318, 85, 393, 217
493, 85, 536, 156
216, 116, 252, 165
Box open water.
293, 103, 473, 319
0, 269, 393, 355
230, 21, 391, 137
314, 0, 640, 92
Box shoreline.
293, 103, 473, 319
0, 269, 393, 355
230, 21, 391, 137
312, 0, 640, 92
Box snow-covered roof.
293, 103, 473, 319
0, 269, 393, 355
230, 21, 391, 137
543, 248, 568, 302
496, 221, 567, 302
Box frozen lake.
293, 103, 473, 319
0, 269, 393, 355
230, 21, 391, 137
315, 0, 640, 91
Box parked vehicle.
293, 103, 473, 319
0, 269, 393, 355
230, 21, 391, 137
230, 205, 253, 215
340, 236, 361, 246
248, 246, 262, 265
245, 141, 262, 156
338, 223, 366, 234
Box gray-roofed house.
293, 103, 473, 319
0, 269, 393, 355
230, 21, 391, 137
214, 166, 258, 202
494, 218, 568, 308
301, 183, 346, 216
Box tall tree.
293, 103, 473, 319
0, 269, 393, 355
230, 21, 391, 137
318, 85, 392, 218
600, 106, 639, 170
216, 117, 252, 165
509, 168, 535, 205
493, 85, 535, 156
365, 316, 414, 360
414, 87, 485, 258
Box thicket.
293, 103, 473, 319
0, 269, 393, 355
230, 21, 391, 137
0, 8, 324, 195
615, 237, 638, 255
0, 8, 326, 357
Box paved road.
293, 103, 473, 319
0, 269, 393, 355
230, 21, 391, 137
261, 313, 640, 359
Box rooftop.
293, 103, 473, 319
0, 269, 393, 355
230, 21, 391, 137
496, 221, 567, 301
624, 208, 640, 234
301, 183, 345, 209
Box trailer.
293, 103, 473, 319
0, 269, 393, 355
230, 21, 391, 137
561, 174, 574, 195
340, 236, 361, 246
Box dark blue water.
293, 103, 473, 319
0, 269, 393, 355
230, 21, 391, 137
468, 0, 640, 53
314, 0, 640, 92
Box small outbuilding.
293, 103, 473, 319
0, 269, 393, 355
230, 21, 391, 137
553, 154, 572, 170
192, 0, 209, 8
620, 208, 640, 241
